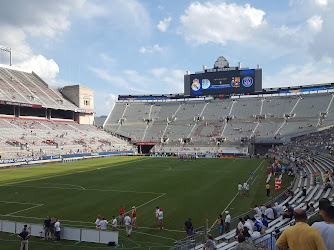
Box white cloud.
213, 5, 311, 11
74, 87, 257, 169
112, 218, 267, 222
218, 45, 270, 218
307, 15, 323, 32
315, 0, 327, 7
157, 16, 172, 32
17, 55, 59, 84
179, 2, 266, 45
264, 62, 334, 88
0, 1, 84, 85
139, 44, 164, 54
151, 68, 167, 77
104, 93, 117, 111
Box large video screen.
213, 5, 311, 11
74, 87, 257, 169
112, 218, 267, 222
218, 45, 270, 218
185, 69, 262, 97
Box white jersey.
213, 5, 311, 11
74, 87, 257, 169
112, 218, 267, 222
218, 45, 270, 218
54, 221, 61, 232
95, 218, 101, 227
112, 218, 117, 227
254, 207, 262, 217
124, 216, 131, 226
155, 209, 159, 218
99, 220, 108, 229
225, 214, 231, 223
158, 211, 163, 220
312, 222, 334, 250
238, 184, 243, 190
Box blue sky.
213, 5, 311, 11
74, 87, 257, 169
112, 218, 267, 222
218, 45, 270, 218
0, 0, 333, 115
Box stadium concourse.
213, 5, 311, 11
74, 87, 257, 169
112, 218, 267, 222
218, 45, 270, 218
0, 65, 134, 161
172, 141, 334, 250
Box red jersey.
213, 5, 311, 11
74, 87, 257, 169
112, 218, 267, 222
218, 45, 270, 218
132, 211, 136, 218
119, 207, 125, 215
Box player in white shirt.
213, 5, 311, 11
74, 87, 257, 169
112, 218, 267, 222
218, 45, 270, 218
158, 208, 164, 230
238, 183, 243, 196
155, 207, 160, 228
243, 182, 247, 195
54, 219, 61, 242
99, 217, 108, 230
124, 213, 132, 236
111, 216, 117, 231
95, 215, 101, 229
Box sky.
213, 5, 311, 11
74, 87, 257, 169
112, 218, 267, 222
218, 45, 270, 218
0, 0, 334, 116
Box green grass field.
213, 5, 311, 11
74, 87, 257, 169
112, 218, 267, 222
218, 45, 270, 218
0, 156, 292, 249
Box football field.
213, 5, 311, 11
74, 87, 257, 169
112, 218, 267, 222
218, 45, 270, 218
0, 156, 292, 249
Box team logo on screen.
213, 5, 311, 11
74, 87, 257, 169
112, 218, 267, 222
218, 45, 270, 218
201, 79, 211, 89
242, 76, 253, 87
231, 77, 240, 88
191, 79, 201, 91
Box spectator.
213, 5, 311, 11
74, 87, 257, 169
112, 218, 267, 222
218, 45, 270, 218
236, 218, 244, 236
307, 203, 315, 215
54, 218, 61, 242
312, 205, 334, 250
202, 234, 216, 250
302, 186, 307, 197
43, 216, 51, 240
265, 205, 275, 221
124, 213, 132, 237
217, 215, 224, 235
119, 205, 125, 227
251, 205, 262, 218
308, 198, 331, 225
235, 234, 256, 250
273, 202, 283, 216
276, 209, 326, 250
259, 230, 278, 250
184, 218, 192, 236
261, 214, 268, 229
282, 203, 294, 219
251, 218, 262, 232
260, 204, 266, 214
18, 225, 30, 250
225, 211, 231, 233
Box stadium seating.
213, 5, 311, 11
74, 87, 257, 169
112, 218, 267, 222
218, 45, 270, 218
104, 93, 334, 149
0, 117, 133, 159
0, 67, 77, 110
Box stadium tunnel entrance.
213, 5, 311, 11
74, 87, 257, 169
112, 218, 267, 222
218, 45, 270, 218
136, 142, 156, 154
249, 141, 283, 155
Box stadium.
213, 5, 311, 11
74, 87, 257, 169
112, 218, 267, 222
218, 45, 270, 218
0, 44, 333, 250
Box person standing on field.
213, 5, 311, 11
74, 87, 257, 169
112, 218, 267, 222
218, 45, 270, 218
132, 206, 137, 229
119, 205, 125, 227
158, 208, 164, 230
18, 225, 30, 250
155, 206, 160, 228
225, 211, 231, 233
124, 213, 132, 237
266, 182, 270, 197
238, 183, 243, 196
54, 218, 61, 242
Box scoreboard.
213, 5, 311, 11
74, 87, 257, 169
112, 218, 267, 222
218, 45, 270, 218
184, 68, 262, 97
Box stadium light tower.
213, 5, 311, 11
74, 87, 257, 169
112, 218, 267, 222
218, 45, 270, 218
0, 45, 12, 66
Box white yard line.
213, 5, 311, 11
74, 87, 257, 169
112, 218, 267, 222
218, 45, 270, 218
5, 204, 44, 216
0, 201, 41, 205
126, 193, 166, 213
251, 175, 258, 185
210, 160, 265, 229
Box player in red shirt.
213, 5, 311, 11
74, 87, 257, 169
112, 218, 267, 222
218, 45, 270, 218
119, 205, 125, 227
132, 206, 137, 229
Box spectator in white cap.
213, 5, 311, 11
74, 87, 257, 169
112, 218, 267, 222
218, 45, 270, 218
273, 202, 283, 216
225, 211, 231, 233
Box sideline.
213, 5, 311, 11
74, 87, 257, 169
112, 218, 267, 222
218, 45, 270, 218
209, 159, 265, 229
